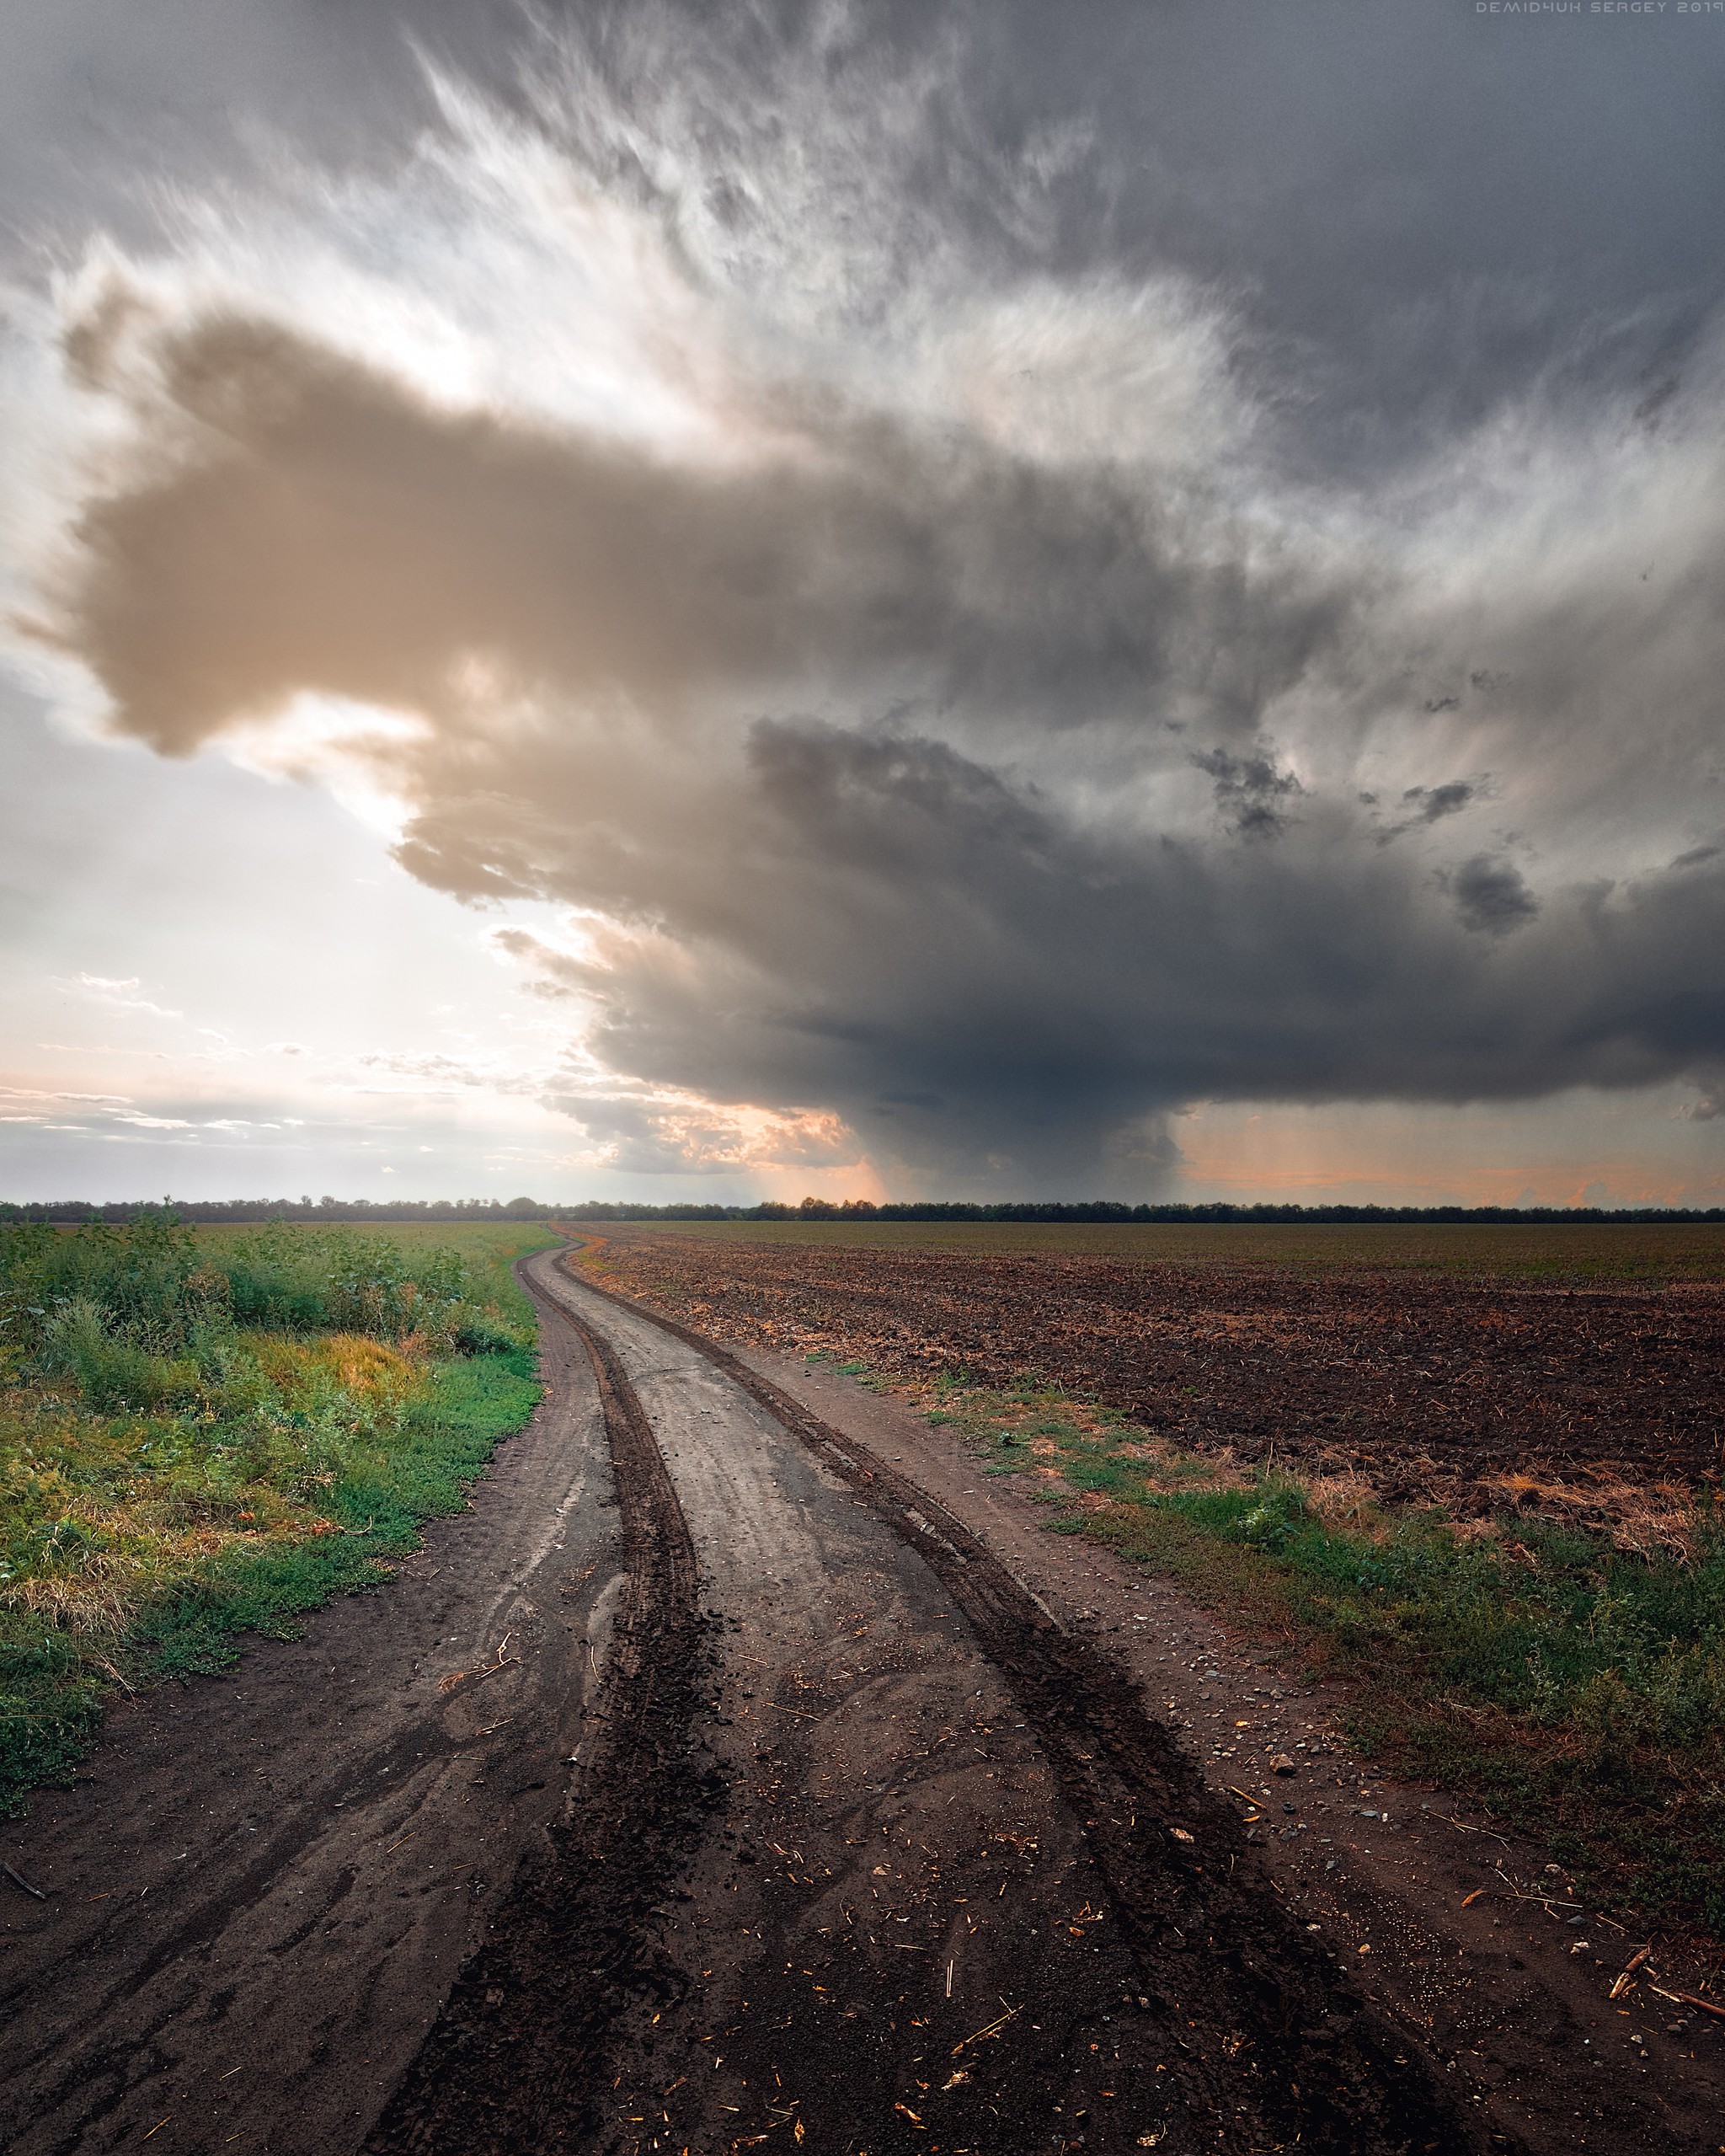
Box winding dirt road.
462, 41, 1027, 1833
3, 1249, 1717, 2153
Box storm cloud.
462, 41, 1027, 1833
8, 1, 1725, 1192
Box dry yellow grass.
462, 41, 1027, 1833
0, 1331, 421, 1649
252, 1331, 418, 1412
1295, 1469, 1382, 1533
1475, 1467, 1703, 1561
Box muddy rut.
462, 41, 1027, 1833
366, 1287, 713, 2152
509, 1252, 1492, 2156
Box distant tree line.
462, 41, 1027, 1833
3, 1196, 1722, 1226
0, 1197, 559, 1224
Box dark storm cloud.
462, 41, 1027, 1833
1366, 780, 1483, 846
31, 293, 1725, 1187
1404, 784, 1476, 826
34, 290, 1725, 1185
12, 0, 1725, 1188
1448, 855, 1539, 939
1190, 746, 1306, 840
487, 715, 1725, 1187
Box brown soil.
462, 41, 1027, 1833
585, 1233, 1725, 1513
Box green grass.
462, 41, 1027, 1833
632, 1218, 1725, 1282
878, 1362, 1725, 1934
0, 1218, 552, 1811
191, 1220, 553, 1317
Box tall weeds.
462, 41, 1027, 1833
0, 1216, 546, 1809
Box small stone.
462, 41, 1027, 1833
1270, 1753, 1297, 1776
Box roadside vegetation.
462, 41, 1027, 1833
882, 1362, 1725, 1937
0, 1214, 552, 1811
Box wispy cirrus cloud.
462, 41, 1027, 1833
55, 972, 183, 1019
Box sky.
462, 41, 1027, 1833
3, 0, 1724, 1207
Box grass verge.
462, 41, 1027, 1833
1, 1220, 551, 1811
824, 1354, 1725, 1939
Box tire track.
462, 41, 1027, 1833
366, 1276, 714, 2156
558, 1248, 1500, 2156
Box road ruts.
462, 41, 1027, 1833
503, 1246, 1501, 2156
366, 1276, 715, 2155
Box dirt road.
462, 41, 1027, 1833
3, 1250, 1717, 2153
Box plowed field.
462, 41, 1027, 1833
584, 1229, 1725, 1516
